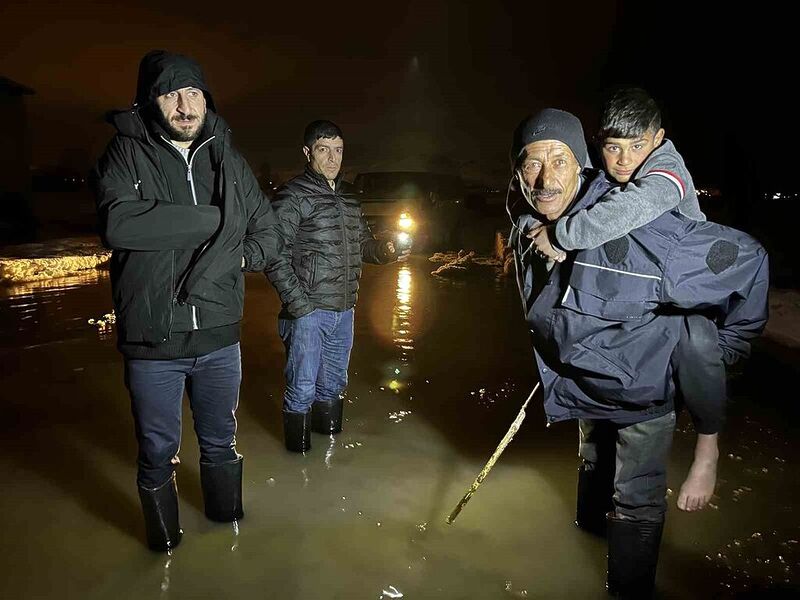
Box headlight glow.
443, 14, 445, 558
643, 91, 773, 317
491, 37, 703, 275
398, 213, 414, 231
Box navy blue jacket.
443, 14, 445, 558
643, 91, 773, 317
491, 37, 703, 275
508, 170, 769, 425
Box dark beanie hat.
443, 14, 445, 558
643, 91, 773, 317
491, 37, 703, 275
510, 108, 588, 171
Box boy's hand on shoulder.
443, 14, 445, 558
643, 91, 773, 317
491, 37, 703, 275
528, 225, 566, 262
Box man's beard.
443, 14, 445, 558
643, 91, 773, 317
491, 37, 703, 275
159, 111, 206, 142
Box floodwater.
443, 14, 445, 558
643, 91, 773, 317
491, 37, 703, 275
0, 255, 798, 599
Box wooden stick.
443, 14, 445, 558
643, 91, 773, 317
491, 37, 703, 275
446, 382, 541, 524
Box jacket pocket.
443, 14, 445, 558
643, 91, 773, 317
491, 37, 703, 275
561, 286, 653, 322
298, 251, 317, 289
568, 257, 662, 304
574, 339, 636, 386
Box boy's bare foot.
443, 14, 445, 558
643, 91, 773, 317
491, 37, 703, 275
678, 433, 719, 512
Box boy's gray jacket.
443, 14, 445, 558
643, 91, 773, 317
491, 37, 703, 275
508, 170, 769, 425
555, 140, 705, 250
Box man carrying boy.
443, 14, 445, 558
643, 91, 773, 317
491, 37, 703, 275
530, 88, 731, 512
506, 107, 768, 597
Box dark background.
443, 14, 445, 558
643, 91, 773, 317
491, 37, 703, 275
1, 1, 795, 281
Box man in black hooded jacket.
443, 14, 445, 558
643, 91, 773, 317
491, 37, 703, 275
92, 50, 277, 551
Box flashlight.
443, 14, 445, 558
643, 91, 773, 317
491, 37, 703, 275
396, 231, 412, 249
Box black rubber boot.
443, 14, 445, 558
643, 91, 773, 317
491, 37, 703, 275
283, 409, 311, 453
200, 455, 244, 522
310, 397, 343, 435
606, 517, 664, 599
575, 464, 614, 536
138, 472, 182, 552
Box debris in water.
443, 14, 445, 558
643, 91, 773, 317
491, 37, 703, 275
504, 581, 529, 597
388, 410, 412, 423
416, 522, 427, 532
380, 585, 403, 598
266, 477, 276, 487
429, 250, 502, 277
0, 242, 110, 284
732, 486, 753, 502
88, 311, 116, 331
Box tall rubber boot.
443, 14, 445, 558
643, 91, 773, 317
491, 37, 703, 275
138, 472, 182, 551
607, 516, 664, 599
310, 397, 343, 435
575, 464, 614, 536
200, 455, 244, 522
284, 409, 311, 453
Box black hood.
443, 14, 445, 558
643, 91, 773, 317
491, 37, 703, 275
134, 50, 216, 111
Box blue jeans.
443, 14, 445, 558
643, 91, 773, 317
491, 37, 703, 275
124, 343, 242, 488
278, 308, 354, 414
578, 411, 676, 523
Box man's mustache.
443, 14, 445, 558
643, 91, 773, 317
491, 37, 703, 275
532, 188, 562, 198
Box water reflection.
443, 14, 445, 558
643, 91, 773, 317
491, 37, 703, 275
0, 269, 111, 347
388, 265, 414, 391
1, 269, 106, 299
160, 555, 172, 597
393, 267, 413, 353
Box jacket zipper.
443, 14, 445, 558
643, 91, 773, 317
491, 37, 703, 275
163, 135, 215, 330
337, 188, 349, 310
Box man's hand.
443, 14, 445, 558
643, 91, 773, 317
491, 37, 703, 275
386, 240, 411, 262
528, 225, 566, 262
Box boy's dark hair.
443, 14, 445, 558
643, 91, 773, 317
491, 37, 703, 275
597, 88, 662, 140
303, 120, 343, 148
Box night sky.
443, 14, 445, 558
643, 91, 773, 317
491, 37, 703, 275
1, 1, 793, 190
